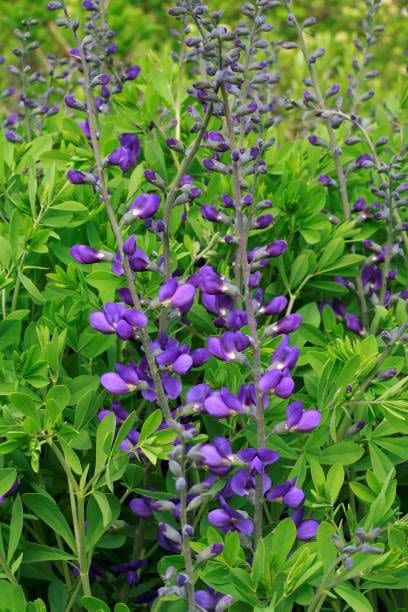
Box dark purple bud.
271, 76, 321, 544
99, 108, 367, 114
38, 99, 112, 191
70, 245, 113, 264
124, 65, 141, 81
319, 174, 337, 187
67, 169, 95, 185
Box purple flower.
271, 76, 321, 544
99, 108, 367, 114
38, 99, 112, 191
70, 245, 112, 264
292, 508, 319, 540
204, 387, 243, 419
266, 314, 302, 336
208, 497, 253, 536
361, 265, 382, 295
0, 480, 19, 506
254, 214, 274, 229
111, 560, 146, 587
67, 169, 95, 185
345, 313, 363, 334
101, 363, 140, 395
158, 523, 182, 553
355, 154, 374, 169
90, 303, 147, 339
208, 331, 250, 362
265, 240, 288, 257
185, 384, 212, 412
199, 437, 236, 474
284, 400, 321, 432
319, 174, 337, 187
158, 278, 196, 313
259, 295, 288, 315
107, 134, 140, 172
235, 447, 279, 490
267, 479, 304, 508
201, 205, 222, 222
127, 193, 161, 220
124, 65, 141, 81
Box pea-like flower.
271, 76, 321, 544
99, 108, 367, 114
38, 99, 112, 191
199, 437, 237, 474
267, 478, 305, 508
106, 133, 140, 172
292, 508, 319, 540
208, 331, 250, 362
122, 193, 161, 222
158, 278, 196, 313
208, 497, 253, 536
90, 303, 147, 339
204, 387, 244, 419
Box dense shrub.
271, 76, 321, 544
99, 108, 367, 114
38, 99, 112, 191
0, 0, 406, 610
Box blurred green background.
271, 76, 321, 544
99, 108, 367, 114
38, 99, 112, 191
0, 0, 406, 80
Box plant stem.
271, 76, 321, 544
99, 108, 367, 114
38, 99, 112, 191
289, 7, 350, 219
159, 104, 213, 333
51, 443, 91, 597
179, 450, 195, 611
221, 84, 265, 542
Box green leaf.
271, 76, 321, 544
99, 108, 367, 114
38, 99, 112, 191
325, 464, 344, 504
18, 272, 45, 305
81, 596, 111, 612
23, 493, 75, 551
223, 531, 240, 566
23, 543, 74, 563
317, 238, 345, 271
334, 584, 373, 612
318, 442, 364, 465
0, 469, 17, 497
95, 412, 116, 475
139, 410, 162, 442
92, 491, 112, 528
265, 517, 297, 571
7, 495, 23, 564
317, 522, 337, 570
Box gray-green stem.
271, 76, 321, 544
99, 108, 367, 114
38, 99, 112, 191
221, 84, 265, 542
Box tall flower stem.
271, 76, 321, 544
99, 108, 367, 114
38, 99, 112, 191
287, 6, 350, 219
287, 4, 374, 329
62, 5, 174, 426
179, 448, 195, 611
159, 105, 213, 333
221, 84, 265, 541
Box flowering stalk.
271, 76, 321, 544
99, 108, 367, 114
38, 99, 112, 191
60, 3, 174, 427
221, 84, 265, 541
284, 1, 350, 219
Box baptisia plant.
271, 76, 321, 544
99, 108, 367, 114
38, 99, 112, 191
54, 0, 324, 608
0, 0, 403, 611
